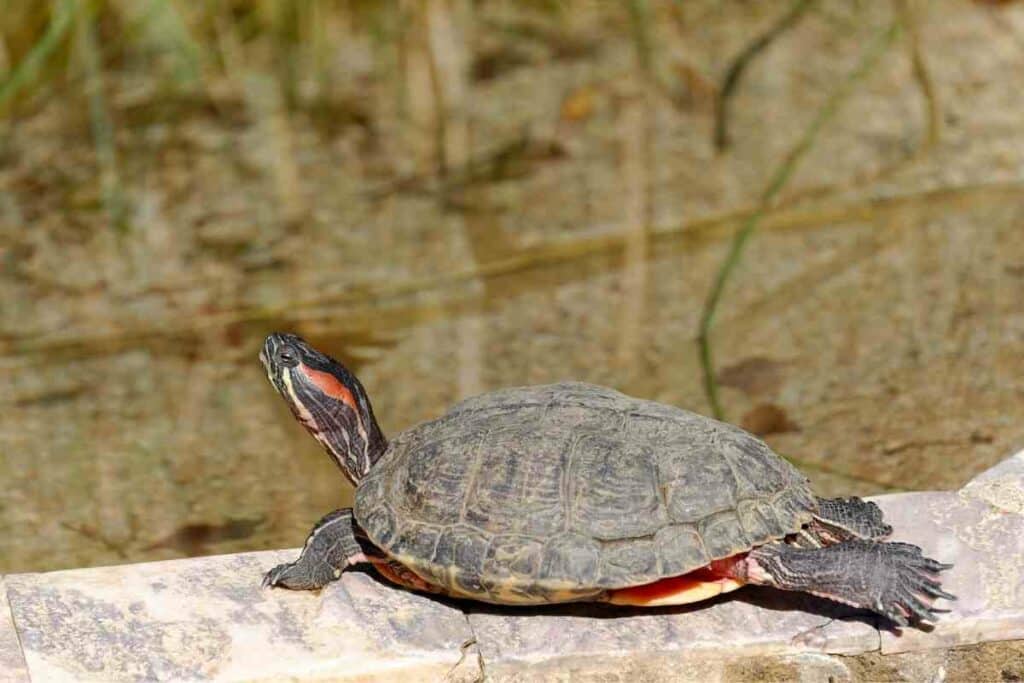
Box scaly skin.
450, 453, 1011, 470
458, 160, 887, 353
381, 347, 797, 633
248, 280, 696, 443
263, 508, 370, 590
263, 507, 441, 595
744, 538, 955, 626
813, 496, 893, 541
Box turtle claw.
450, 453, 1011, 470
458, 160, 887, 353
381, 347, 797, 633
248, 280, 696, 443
262, 562, 297, 589
261, 508, 369, 591
870, 543, 956, 626
880, 601, 910, 627
915, 556, 953, 574
262, 559, 340, 590
923, 584, 957, 602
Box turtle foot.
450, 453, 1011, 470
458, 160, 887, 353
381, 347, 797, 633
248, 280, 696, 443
262, 508, 369, 591
813, 496, 893, 541
262, 561, 336, 590
746, 538, 955, 628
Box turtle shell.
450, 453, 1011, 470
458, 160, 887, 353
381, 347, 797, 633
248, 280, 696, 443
355, 382, 815, 604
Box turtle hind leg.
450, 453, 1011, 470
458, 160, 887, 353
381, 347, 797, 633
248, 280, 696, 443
263, 508, 373, 590
743, 538, 955, 626
812, 496, 893, 542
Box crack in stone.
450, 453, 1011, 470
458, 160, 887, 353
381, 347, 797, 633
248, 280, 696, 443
870, 614, 883, 653
444, 610, 485, 682
0, 577, 31, 683
789, 614, 884, 654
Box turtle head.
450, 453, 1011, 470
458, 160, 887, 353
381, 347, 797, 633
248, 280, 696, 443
260, 333, 386, 484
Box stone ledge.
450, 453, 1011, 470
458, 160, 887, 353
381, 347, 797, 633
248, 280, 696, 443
2, 450, 1022, 682
0, 579, 28, 683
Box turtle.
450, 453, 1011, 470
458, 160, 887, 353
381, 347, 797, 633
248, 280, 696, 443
259, 332, 955, 626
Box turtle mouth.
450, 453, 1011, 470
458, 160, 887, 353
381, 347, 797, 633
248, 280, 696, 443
260, 333, 293, 396
259, 338, 277, 387
260, 334, 278, 372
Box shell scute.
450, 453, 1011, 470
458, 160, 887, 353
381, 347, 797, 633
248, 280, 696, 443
432, 524, 490, 577
601, 538, 659, 581
461, 416, 569, 536
699, 510, 749, 559
570, 433, 666, 540
398, 434, 477, 525
359, 501, 398, 547
393, 522, 441, 563
540, 533, 602, 585
736, 499, 781, 542
775, 488, 816, 532
719, 436, 789, 498
653, 524, 710, 576
484, 535, 544, 579
660, 446, 739, 523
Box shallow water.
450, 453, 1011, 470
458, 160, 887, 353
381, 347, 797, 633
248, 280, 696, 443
2, 0, 1023, 573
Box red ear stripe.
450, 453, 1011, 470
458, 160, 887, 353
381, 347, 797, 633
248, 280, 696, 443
299, 364, 359, 413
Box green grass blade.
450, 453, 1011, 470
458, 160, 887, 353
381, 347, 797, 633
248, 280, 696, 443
0, 0, 77, 109
698, 20, 901, 421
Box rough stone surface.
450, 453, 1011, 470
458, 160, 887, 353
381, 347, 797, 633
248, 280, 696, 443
961, 449, 1024, 515
466, 589, 879, 679
3, 551, 474, 682
0, 579, 29, 683
0, 450, 1021, 681
842, 639, 1024, 683
873, 464, 1024, 654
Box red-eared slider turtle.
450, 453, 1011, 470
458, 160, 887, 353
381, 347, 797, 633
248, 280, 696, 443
260, 333, 954, 626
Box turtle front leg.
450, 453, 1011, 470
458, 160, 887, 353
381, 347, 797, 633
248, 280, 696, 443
743, 539, 956, 626
263, 508, 373, 590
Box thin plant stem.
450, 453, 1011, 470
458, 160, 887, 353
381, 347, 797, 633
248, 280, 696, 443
625, 0, 653, 78
698, 21, 901, 420
76, 1, 127, 231
896, 0, 940, 150
714, 0, 816, 152
0, 0, 77, 109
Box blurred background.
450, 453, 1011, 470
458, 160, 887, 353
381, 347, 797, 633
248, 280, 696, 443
1, 0, 1022, 574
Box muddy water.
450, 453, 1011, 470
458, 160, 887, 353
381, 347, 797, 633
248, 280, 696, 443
2, 1, 1024, 573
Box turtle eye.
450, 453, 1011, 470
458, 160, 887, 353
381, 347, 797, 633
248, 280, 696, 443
276, 344, 300, 367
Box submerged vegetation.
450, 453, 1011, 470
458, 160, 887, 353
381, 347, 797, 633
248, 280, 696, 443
0, 1, 940, 415
2, 1, 1022, 572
